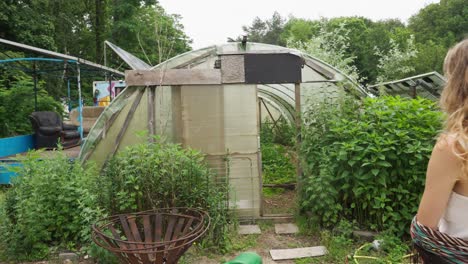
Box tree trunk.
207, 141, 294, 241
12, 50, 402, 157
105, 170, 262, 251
95, 0, 105, 64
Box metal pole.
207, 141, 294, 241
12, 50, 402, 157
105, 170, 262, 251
33, 62, 37, 111
77, 61, 83, 140
109, 74, 112, 102
67, 78, 71, 112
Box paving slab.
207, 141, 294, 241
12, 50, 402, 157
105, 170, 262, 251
270, 246, 327, 260
274, 223, 299, 234
238, 225, 262, 235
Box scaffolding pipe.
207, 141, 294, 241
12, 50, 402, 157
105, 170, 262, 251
67, 78, 71, 112
77, 61, 84, 140
33, 62, 37, 111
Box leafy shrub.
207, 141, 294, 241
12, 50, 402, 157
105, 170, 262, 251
101, 140, 232, 250
0, 78, 63, 138
0, 151, 103, 261
260, 117, 295, 146
261, 143, 296, 185
301, 96, 442, 234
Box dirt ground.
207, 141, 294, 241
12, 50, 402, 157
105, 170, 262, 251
184, 223, 322, 264
262, 189, 296, 215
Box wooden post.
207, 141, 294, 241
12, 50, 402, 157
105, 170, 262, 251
148, 86, 156, 142
258, 99, 262, 131
295, 83, 302, 186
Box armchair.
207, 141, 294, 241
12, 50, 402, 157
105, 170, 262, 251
29, 111, 80, 149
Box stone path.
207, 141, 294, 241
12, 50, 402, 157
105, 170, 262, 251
236, 222, 327, 262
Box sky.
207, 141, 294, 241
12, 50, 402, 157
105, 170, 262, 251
158, 0, 440, 49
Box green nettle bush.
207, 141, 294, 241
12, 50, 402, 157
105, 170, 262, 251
0, 151, 103, 261
101, 140, 232, 250
260, 117, 295, 146
261, 143, 296, 185
301, 96, 442, 234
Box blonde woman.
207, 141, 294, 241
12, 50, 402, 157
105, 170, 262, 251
411, 39, 468, 263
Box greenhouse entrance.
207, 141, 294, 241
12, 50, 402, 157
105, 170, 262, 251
258, 94, 298, 217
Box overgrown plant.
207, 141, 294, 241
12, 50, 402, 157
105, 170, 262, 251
261, 143, 295, 185
375, 35, 418, 83
0, 77, 63, 138
101, 140, 232, 250
301, 96, 442, 234
260, 117, 295, 146
0, 151, 103, 261
287, 20, 365, 84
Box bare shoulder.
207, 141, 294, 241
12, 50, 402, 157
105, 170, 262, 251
430, 133, 462, 180
434, 133, 459, 153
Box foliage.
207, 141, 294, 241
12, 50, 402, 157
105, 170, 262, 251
232, 12, 286, 46
287, 20, 365, 83
261, 143, 295, 185
0, 151, 104, 261
374, 232, 411, 263
0, 77, 63, 138
0, 0, 56, 49
0, 0, 191, 102
237, 2, 463, 84
260, 117, 296, 196
408, 0, 468, 47
101, 140, 232, 250
260, 117, 295, 146
110, 2, 192, 66
375, 35, 418, 83
280, 17, 320, 44
311, 225, 354, 263
301, 96, 442, 234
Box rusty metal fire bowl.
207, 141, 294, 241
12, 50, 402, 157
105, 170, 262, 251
92, 208, 210, 264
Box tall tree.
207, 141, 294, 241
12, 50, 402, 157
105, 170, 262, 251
409, 0, 468, 47
238, 12, 286, 46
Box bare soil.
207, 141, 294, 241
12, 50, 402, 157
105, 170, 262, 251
185, 223, 322, 264
262, 189, 297, 215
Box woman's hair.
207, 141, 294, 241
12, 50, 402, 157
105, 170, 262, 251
439, 38, 468, 178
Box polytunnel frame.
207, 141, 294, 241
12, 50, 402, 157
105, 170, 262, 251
83, 42, 368, 218
146, 43, 367, 125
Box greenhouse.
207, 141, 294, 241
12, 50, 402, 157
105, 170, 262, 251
80, 42, 368, 218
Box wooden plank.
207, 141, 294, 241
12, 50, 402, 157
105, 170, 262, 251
147, 86, 156, 142
164, 215, 177, 242
119, 215, 136, 249
154, 214, 162, 242
171, 218, 185, 240
142, 214, 153, 243
125, 69, 222, 86
270, 246, 327, 260
304, 60, 335, 79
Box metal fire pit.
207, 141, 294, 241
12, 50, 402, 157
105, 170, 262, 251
92, 208, 210, 264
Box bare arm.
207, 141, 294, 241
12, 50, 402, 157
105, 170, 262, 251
417, 137, 461, 228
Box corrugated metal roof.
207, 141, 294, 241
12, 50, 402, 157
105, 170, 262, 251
368, 72, 446, 100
